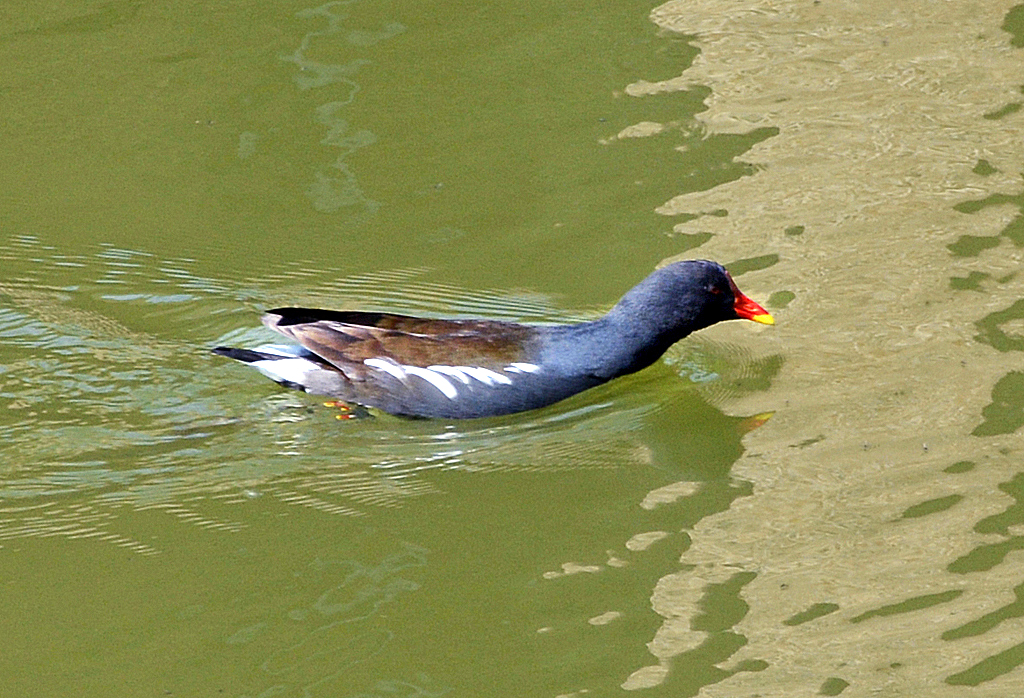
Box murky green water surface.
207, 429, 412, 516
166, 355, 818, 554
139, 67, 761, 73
2, 1, 1024, 696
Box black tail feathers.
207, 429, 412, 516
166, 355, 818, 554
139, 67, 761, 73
211, 347, 269, 363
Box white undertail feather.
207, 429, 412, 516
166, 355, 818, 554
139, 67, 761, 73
253, 344, 308, 357
252, 357, 322, 385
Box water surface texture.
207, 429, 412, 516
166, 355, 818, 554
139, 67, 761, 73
2, 1, 1024, 696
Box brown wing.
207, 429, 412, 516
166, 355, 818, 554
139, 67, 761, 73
262, 308, 536, 374
250, 308, 589, 418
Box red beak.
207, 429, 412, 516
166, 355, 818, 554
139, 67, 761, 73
733, 290, 774, 325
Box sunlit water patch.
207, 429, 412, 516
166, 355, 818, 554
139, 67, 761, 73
603, 0, 1024, 695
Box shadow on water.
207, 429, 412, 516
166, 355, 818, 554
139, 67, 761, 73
623, 1, 1024, 695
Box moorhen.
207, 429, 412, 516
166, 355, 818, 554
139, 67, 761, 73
213, 260, 773, 418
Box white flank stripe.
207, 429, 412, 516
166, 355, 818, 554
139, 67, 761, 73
428, 364, 513, 386
364, 358, 408, 380
459, 366, 513, 386
366, 358, 524, 397
364, 359, 459, 399
252, 357, 319, 384
403, 366, 459, 399
427, 365, 473, 384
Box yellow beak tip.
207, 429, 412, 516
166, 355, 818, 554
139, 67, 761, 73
750, 313, 775, 326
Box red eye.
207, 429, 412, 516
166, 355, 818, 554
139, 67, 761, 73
708, 285, 724, 295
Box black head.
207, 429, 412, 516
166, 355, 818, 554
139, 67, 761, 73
610, 260, 773, 343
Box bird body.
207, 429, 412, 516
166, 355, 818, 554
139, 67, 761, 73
213, 260, 773, 418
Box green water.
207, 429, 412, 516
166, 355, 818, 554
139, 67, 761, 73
3, 0, 1024, 696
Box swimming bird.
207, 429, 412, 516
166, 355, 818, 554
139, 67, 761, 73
213, 260, 773, 419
